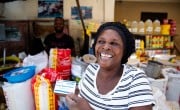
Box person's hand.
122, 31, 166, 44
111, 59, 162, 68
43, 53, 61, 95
65, 93, 93, 110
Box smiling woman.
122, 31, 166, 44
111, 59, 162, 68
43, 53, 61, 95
65, 22, 155, 110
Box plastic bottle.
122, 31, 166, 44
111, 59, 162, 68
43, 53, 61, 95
131, 20, 138, 34
138, 21, 145, 35
153, 19, 161, 35
145, 19, 153, 34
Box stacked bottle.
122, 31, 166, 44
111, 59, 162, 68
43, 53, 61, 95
145, 19, 153, 35
153, 19, 161, 35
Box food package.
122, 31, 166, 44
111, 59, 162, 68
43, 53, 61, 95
33, 75, 57, 110
49, 48, 71, 80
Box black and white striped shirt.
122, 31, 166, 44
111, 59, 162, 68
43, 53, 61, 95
78, 63, 155, 110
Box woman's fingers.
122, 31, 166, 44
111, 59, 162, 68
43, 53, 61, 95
66, 94, 79, 110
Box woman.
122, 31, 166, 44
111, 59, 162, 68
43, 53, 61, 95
66, 22, 155, 110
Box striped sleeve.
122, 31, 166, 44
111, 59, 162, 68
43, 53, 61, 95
128, 69, 155, 108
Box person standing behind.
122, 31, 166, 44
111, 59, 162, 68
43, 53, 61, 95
44, 17, 76, 56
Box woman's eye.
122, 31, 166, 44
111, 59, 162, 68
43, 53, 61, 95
97, 40, 105, 44
110, 42, 119, 46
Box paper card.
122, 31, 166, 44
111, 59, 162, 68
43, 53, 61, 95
54, 80, 76, 95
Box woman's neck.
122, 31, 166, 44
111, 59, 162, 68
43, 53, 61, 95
99, 65, 123, 80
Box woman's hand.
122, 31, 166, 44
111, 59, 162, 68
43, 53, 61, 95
65, 93, 93, 110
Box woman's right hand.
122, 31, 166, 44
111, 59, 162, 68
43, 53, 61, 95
65, 93, 93, 110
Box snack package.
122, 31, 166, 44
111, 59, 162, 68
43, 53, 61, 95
49, 49, 72, 80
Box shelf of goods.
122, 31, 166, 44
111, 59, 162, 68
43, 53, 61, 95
134, 34, 174, 56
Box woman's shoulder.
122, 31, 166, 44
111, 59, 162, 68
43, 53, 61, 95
86, 63, 99, 71
123, 64, 145, 77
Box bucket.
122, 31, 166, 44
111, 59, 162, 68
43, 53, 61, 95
145, 60, 163, 79
2, 66, 36, 110
2, 78, 35, 110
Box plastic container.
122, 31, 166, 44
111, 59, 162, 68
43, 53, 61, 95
153, 19, 161, 35
2, 77, 35, 110
145, 60, 163, 79
145, 19, 153, 34
138, 21, 145, 34
3, 66, 35, 83
131, 20, 138, 34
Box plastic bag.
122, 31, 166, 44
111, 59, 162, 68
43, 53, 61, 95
23, 51, 48, 74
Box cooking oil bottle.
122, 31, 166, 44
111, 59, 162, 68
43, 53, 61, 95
145, 19, 153, 35
153, 19, 161, 35
138, 21, 145, 35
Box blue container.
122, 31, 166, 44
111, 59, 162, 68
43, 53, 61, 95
3, 66, 36, 83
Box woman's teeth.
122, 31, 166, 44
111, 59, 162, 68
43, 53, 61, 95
100, 53, 112, 58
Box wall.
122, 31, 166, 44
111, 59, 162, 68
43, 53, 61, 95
1, 0, 115, 21
0, 0, 115, 55
115, 1, 180, 55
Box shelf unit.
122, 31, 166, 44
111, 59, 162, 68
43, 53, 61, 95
133, 34, 175, 55
0, 20, 30, 57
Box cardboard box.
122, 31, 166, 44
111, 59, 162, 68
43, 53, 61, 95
54, 80, 76, 96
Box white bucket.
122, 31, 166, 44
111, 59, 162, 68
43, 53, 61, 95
2, 78, 35, 110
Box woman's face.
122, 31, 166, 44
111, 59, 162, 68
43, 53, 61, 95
95, 29, 124, 69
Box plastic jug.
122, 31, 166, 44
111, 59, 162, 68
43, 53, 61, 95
145, 19, 153, 34
138, 21, 145, 35
153, 19, 161, 35
131, 20, 138, 34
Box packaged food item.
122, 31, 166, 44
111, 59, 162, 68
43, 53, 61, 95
33, 75, 57, 110
49, 48, 72, 80
161, 24, 170, 35
54, 80, 76, 96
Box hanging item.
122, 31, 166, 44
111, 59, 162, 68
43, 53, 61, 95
75, 0, 89, 56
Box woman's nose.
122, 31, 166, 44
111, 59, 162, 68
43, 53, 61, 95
102, 43, 111, 50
